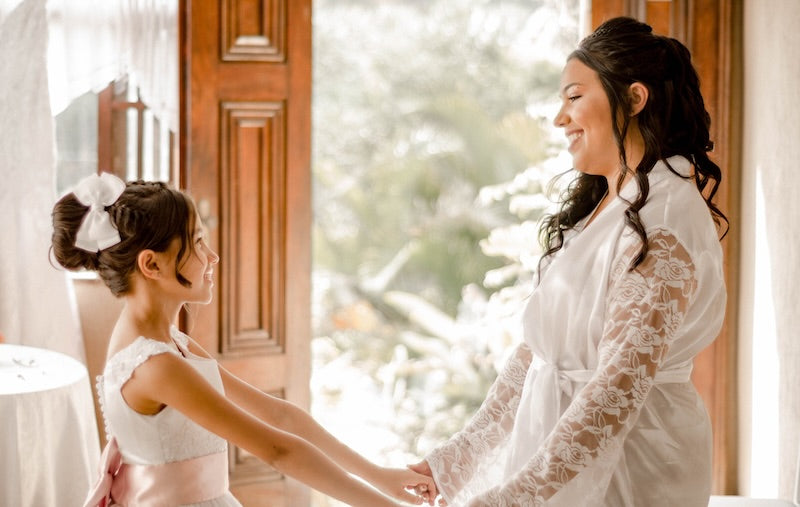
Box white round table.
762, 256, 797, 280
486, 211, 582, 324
0, 344, 100, 507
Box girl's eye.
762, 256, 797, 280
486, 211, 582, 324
568, 95, 581, 102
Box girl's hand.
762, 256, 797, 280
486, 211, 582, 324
371, 466, 438, 506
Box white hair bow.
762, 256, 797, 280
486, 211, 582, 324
72, 172, 127, 253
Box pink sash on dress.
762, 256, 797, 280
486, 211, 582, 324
83, 437, 229, 506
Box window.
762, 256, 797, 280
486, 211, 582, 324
55, 75, 177, 196
311, 0, 581, 489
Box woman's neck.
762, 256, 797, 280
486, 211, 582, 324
605, 169, 634, 200
606, 135, 644, 199
618, 123, 645, 182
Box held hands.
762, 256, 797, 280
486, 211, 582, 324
371, 465, 439, 506
407, 460, 447, 506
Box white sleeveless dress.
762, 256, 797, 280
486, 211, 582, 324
426, 156, 726, 507
97, 327, 242, 506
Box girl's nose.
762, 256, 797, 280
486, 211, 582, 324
208, 247, 220, 265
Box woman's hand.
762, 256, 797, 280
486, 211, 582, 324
407, 460, 446, 506
370, 465, 439, 505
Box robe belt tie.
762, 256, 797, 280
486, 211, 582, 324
526, 361, 694, 457
543, 361, 694, 398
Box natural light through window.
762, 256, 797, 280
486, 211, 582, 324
750, 168, 779, 497
310, 2, 580, 505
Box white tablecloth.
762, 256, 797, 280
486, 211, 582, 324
0, 344, 100, 507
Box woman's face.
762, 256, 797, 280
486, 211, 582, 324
553, 58, 621, 179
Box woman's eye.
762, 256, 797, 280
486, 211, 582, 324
568, 95, 581, 102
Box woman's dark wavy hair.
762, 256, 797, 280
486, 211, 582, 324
539, 16, 728, 271
51, 178, 197, 297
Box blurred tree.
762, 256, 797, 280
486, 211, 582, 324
311, 0, 579, 467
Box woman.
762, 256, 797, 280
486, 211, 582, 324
411, 16, 728, 507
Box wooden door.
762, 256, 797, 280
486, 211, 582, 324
180, 1, 312, 505
591, 0, 742, 494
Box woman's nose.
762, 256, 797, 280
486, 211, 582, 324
553, 106, 568, 128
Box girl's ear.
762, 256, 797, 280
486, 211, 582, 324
628, 82, 649, 116
137, 250, 161, 280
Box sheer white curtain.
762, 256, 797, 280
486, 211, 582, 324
0, 0, 176, 360
47, 0, 178, 129
0, 0, 83, 359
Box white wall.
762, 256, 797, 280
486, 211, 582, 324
739, 0, 800, 498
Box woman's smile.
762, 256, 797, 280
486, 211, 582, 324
566, 129, 584, 152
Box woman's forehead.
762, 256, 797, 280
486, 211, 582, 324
560, 59, 598, 93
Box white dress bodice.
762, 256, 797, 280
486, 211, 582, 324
97, 327, 242, 506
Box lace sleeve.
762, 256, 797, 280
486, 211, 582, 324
426, 341, 532, 501
468, 228, 698, 506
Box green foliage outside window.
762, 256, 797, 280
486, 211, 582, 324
311, 0, 579, 469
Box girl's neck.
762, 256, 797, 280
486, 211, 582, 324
120, 296, 180, 343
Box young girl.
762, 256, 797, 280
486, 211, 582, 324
51, 173, 436, 506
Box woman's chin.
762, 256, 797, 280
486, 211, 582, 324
569, 154, 588, 173
572, 162, 614, 178
573, 164, 593, 175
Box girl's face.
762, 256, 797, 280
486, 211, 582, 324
172, 218, 219, 304
553, 58, 621, 179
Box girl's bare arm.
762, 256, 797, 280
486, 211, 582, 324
124, 352, 421, 507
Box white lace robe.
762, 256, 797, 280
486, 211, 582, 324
426, 156, 726, 507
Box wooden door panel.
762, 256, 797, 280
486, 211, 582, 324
216, 66, 288, 96
219, 100, 286, 355
221, 0, 286, 61
181, 0, 311, 505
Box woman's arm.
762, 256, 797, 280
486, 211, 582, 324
420, 340, 533, 503
464, 228, 699, 506
126, 353, 427, 507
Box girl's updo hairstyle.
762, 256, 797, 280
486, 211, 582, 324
51, 179, 197, 296
540, 16, 728, 269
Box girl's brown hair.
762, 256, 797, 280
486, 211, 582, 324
51, 179, 197, 296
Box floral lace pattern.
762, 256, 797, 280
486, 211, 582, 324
427, 228, 698, 506
103, 336, 177, 388
426, 342, 532, 499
